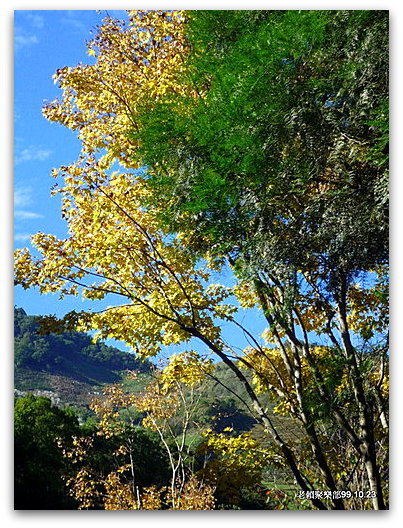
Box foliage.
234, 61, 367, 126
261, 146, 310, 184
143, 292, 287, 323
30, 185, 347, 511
132, 9, 389, 509
14, 10, 389, 510
61, 373, 216, 510
137, 10, 388, 278
119, 357, 213, 505
60, 425, 173, 509
14, 395, 80, 509
199, 427, 280, 508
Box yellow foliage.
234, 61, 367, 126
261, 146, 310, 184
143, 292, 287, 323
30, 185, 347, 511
44, 11, 190, 170
241, 345, 350, 416
170, 475, 216, 510
15, 11, 234, 359
233, 280, 259, 308
14, 168, 229, 355
140, 486, 165, 510
61, 429, 215, 510
346, 274, 388, 339
65, 468, 100, 510
199, 429, 279, 505
261, 325, 286, 343
103, 472, 138, 510
294, 292, 330, 334
132, 381, 180, 430
160, 350, 214, 392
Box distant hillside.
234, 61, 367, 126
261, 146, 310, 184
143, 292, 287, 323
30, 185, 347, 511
14, 307, 299, 440
14, 307, 152, 400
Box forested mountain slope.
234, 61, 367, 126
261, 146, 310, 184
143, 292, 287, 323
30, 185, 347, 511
13, 307, 274, 434
14, 307, 152, 405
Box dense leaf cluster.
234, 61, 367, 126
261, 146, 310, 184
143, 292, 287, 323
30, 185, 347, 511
137, 10, 388, 281
14, 394, 80, 509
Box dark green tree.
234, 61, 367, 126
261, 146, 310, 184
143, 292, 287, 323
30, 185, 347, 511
81, 425, 172, 493
14, 395, 172, 510
137, 10, 388, 280
14, 395, 80, 509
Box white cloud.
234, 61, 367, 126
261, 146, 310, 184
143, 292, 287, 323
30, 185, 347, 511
14, 233, 32, 242
14, 187, 32, 208
14, 187, 44, 222
14, 11, 45, 52
14, 28, 39, 51
15, 146, 52, 165
14, 210, 44, 220
61, 11, 88, 33
25, 13, 44, 29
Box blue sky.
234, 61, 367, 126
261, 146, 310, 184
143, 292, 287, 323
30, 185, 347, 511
14, 10, 126, 316
14, 10, 112, 249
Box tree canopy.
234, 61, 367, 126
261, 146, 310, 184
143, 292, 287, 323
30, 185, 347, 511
14, 394, 80, 509
137, 10, 388, 278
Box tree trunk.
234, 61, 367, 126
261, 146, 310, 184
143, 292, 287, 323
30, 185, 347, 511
336, 277, 386, 510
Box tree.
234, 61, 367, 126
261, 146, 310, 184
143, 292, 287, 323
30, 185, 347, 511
15, 10, 388, 509
134, 10, 389, 509
59, 422, 175, 510
14, 395, 80, 509
62, 367, 216, 510
198, 427, 277, 509
137, 10, 388, 277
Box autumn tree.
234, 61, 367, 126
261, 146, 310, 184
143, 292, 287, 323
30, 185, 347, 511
62, 363, 216, 510
15, 10, 388, 509
58, 422, 174, 510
